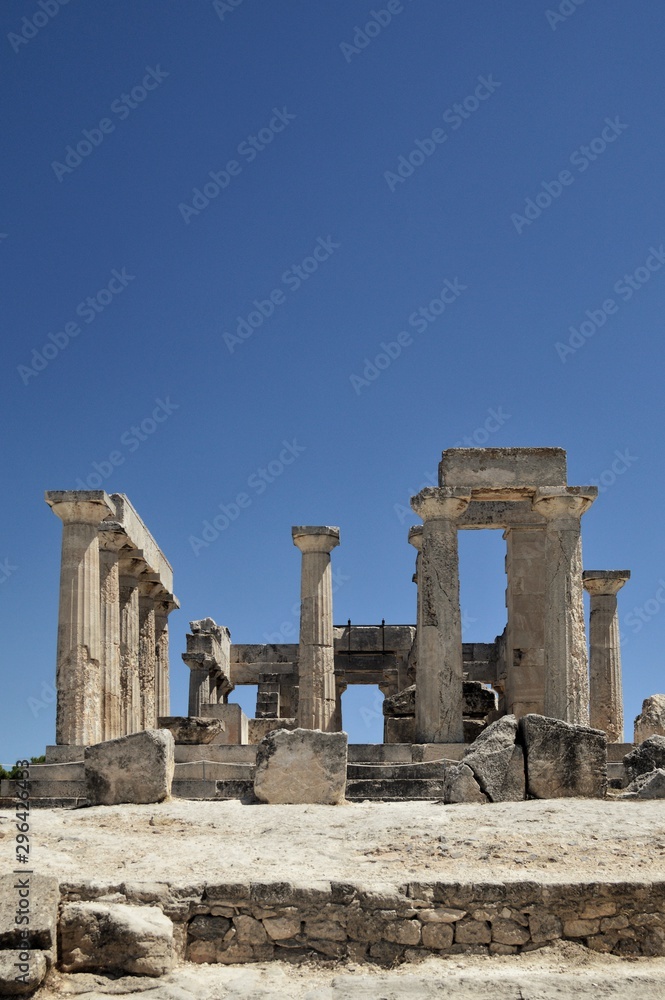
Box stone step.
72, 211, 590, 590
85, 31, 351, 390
27, 780, 87, 798
174, 761, 255, 781
172, 779, 255, 801
347, 762, 447, 780
345, 778, 446, 801
174, 744, 257, 764
29, 762, 84, 781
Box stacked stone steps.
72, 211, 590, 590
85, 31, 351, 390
345, 744, 462, 801
171, 759, 256, 800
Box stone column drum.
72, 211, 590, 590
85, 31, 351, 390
410, 488, 470, 743
292, 526, 340, 732
532, 488, 596, 725
583, 570, 630, 742
45, 490, 115, 746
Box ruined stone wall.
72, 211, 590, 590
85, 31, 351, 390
60, 878, 665, 965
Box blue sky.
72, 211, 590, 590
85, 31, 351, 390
2, 0, 664, 764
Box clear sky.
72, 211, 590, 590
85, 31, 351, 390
2, 0, 664, 765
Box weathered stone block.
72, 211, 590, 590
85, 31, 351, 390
0, 951, 48, 996
421, 922, 454, 949
0, 875, 59, 952
624, 735, 665, 782
254, 728, 347, 804
233, 914, 268, 945
455, 918, 491, 944
461, 715, 525, 802
519, 714, 607, 798
59, 902, 174, 976
491, 917, 530, 945
444, 762, 488, 804
263, 915, 301, 940
84, 729, 174, 805
634, 695, 665, 743
157, 716, 224, 744
440, 447, 567, 490
623, 768, 665, 799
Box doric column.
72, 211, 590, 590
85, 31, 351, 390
138, 583, 158, 730
99, 540, 122, 741
410, 488, 470, 743
332, 676, 347, 732
408, 524, 423, 585
292, 526, 340, 732
155, 597, 177, 720
583, 570, 630, 742
119, 558, 142, 735
182, 619, 232, 716
532, 488, 597, 725
45, 490, 114, 746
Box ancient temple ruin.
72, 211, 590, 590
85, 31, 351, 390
36, 448, 634, 777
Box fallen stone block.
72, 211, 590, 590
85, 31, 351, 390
462, 715, 525, 802
634, 695, 665, 744
0, 950, 48, 996
624, 735, 665, 783
519, 714, 607, 799
59, 901, 174, 976
254, 728, 347, 804
84, 729, 174, 806
444, 762, 488, 804
157, 716, 224, 744
622, 768, 665, 799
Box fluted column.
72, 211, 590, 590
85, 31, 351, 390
45, 490, 114, 746
119, 560, 142, 735
99, 542, 122, 740
292, 526, 340, 732
532, 488, 596, 725
583, 570, 630, 741
138, 584, 158, 730
154, 600, 173, 720
410, 488, 470, 743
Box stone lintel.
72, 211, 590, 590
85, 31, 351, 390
108, 494, 174, 594
583, 570, 631, 596
439, 447, 567, 489
292, 525, 340, 554
460, 500, 546, 530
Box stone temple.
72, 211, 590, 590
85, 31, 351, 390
6, 445, 644, 808
7, 446, 665, 987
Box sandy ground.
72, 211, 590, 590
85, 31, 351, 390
3, 798, 665, 997
2, 797, 665, 886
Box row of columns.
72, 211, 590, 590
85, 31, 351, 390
409, 486, 629, 743
47, 491, 178, 746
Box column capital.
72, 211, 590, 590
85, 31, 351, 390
583, 570, 631, 597
411, 487, 471, 522
532, 486, 597, 521
45, 490, 114, 525
408, 525, 423, 550
292, 525, 340, 554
